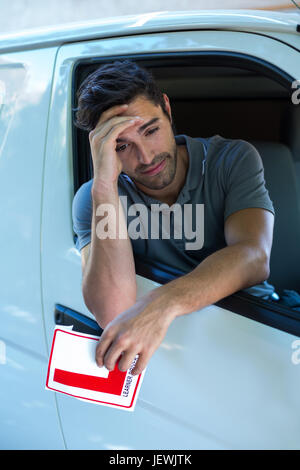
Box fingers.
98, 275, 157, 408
94, 304, 166, 376
130, 352, 149, 376
95, 330, 148, 375
104, 117, 142, 144
96, 325, 131, 369
95, 330, 114, 368
118, 350, 139, 372
89, 102, 145, 141
96, 104, 129, 128
89, 104, 128, 139
89, 115, 141, 145
101, 338, 127, 371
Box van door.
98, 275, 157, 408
0, 46, 65, 449
41, 29, 300, 449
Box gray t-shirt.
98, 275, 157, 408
72, 134, 275, 298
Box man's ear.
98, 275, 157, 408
162, 93, 172, 122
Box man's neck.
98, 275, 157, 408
134, 144, 189, 206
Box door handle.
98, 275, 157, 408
54, 304, 103, 336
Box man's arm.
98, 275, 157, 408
151, 207, 274, 318
81, 186, 137, 327
95, 207, 274, 374
81, 105, 143, 328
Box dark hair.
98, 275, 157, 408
74, 60, 171, 132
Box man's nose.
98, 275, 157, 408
136, 145, 154, 166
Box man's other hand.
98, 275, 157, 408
95, 293, 173, 375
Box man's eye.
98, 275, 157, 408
146, 127, 159, 136
116, 143, 129, 152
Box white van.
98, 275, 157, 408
0, 9, 300, 450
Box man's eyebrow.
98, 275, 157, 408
137, 117, 159, 133
116, 117, 160, 142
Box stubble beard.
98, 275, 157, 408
132, 142, 178, 191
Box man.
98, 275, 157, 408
72, 60, 275, 375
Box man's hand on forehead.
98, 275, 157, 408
88, 103, 144, 185
94, 104, 145, 130
90, 104, 143, 139
96, 104, 129, 127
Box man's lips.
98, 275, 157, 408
140, 159, 166, 176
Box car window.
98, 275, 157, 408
72, 53, 300, 327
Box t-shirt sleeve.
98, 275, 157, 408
72, 180, 93, 252
223, 140, 275, 221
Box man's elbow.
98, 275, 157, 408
82, 280, 136, 329
254, 248, 271, 284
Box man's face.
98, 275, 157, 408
115, 95, 177, 191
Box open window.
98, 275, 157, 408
72, 52, 300, 336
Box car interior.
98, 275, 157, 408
73, 53, 300, 306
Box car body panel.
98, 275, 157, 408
0, 10, 299, 53
52, 302, 300, 450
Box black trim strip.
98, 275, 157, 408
216, 292, 300, 338
54, 304, 103, 336
135, 258, 300, 338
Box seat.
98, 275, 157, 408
249, 140, 300, 293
